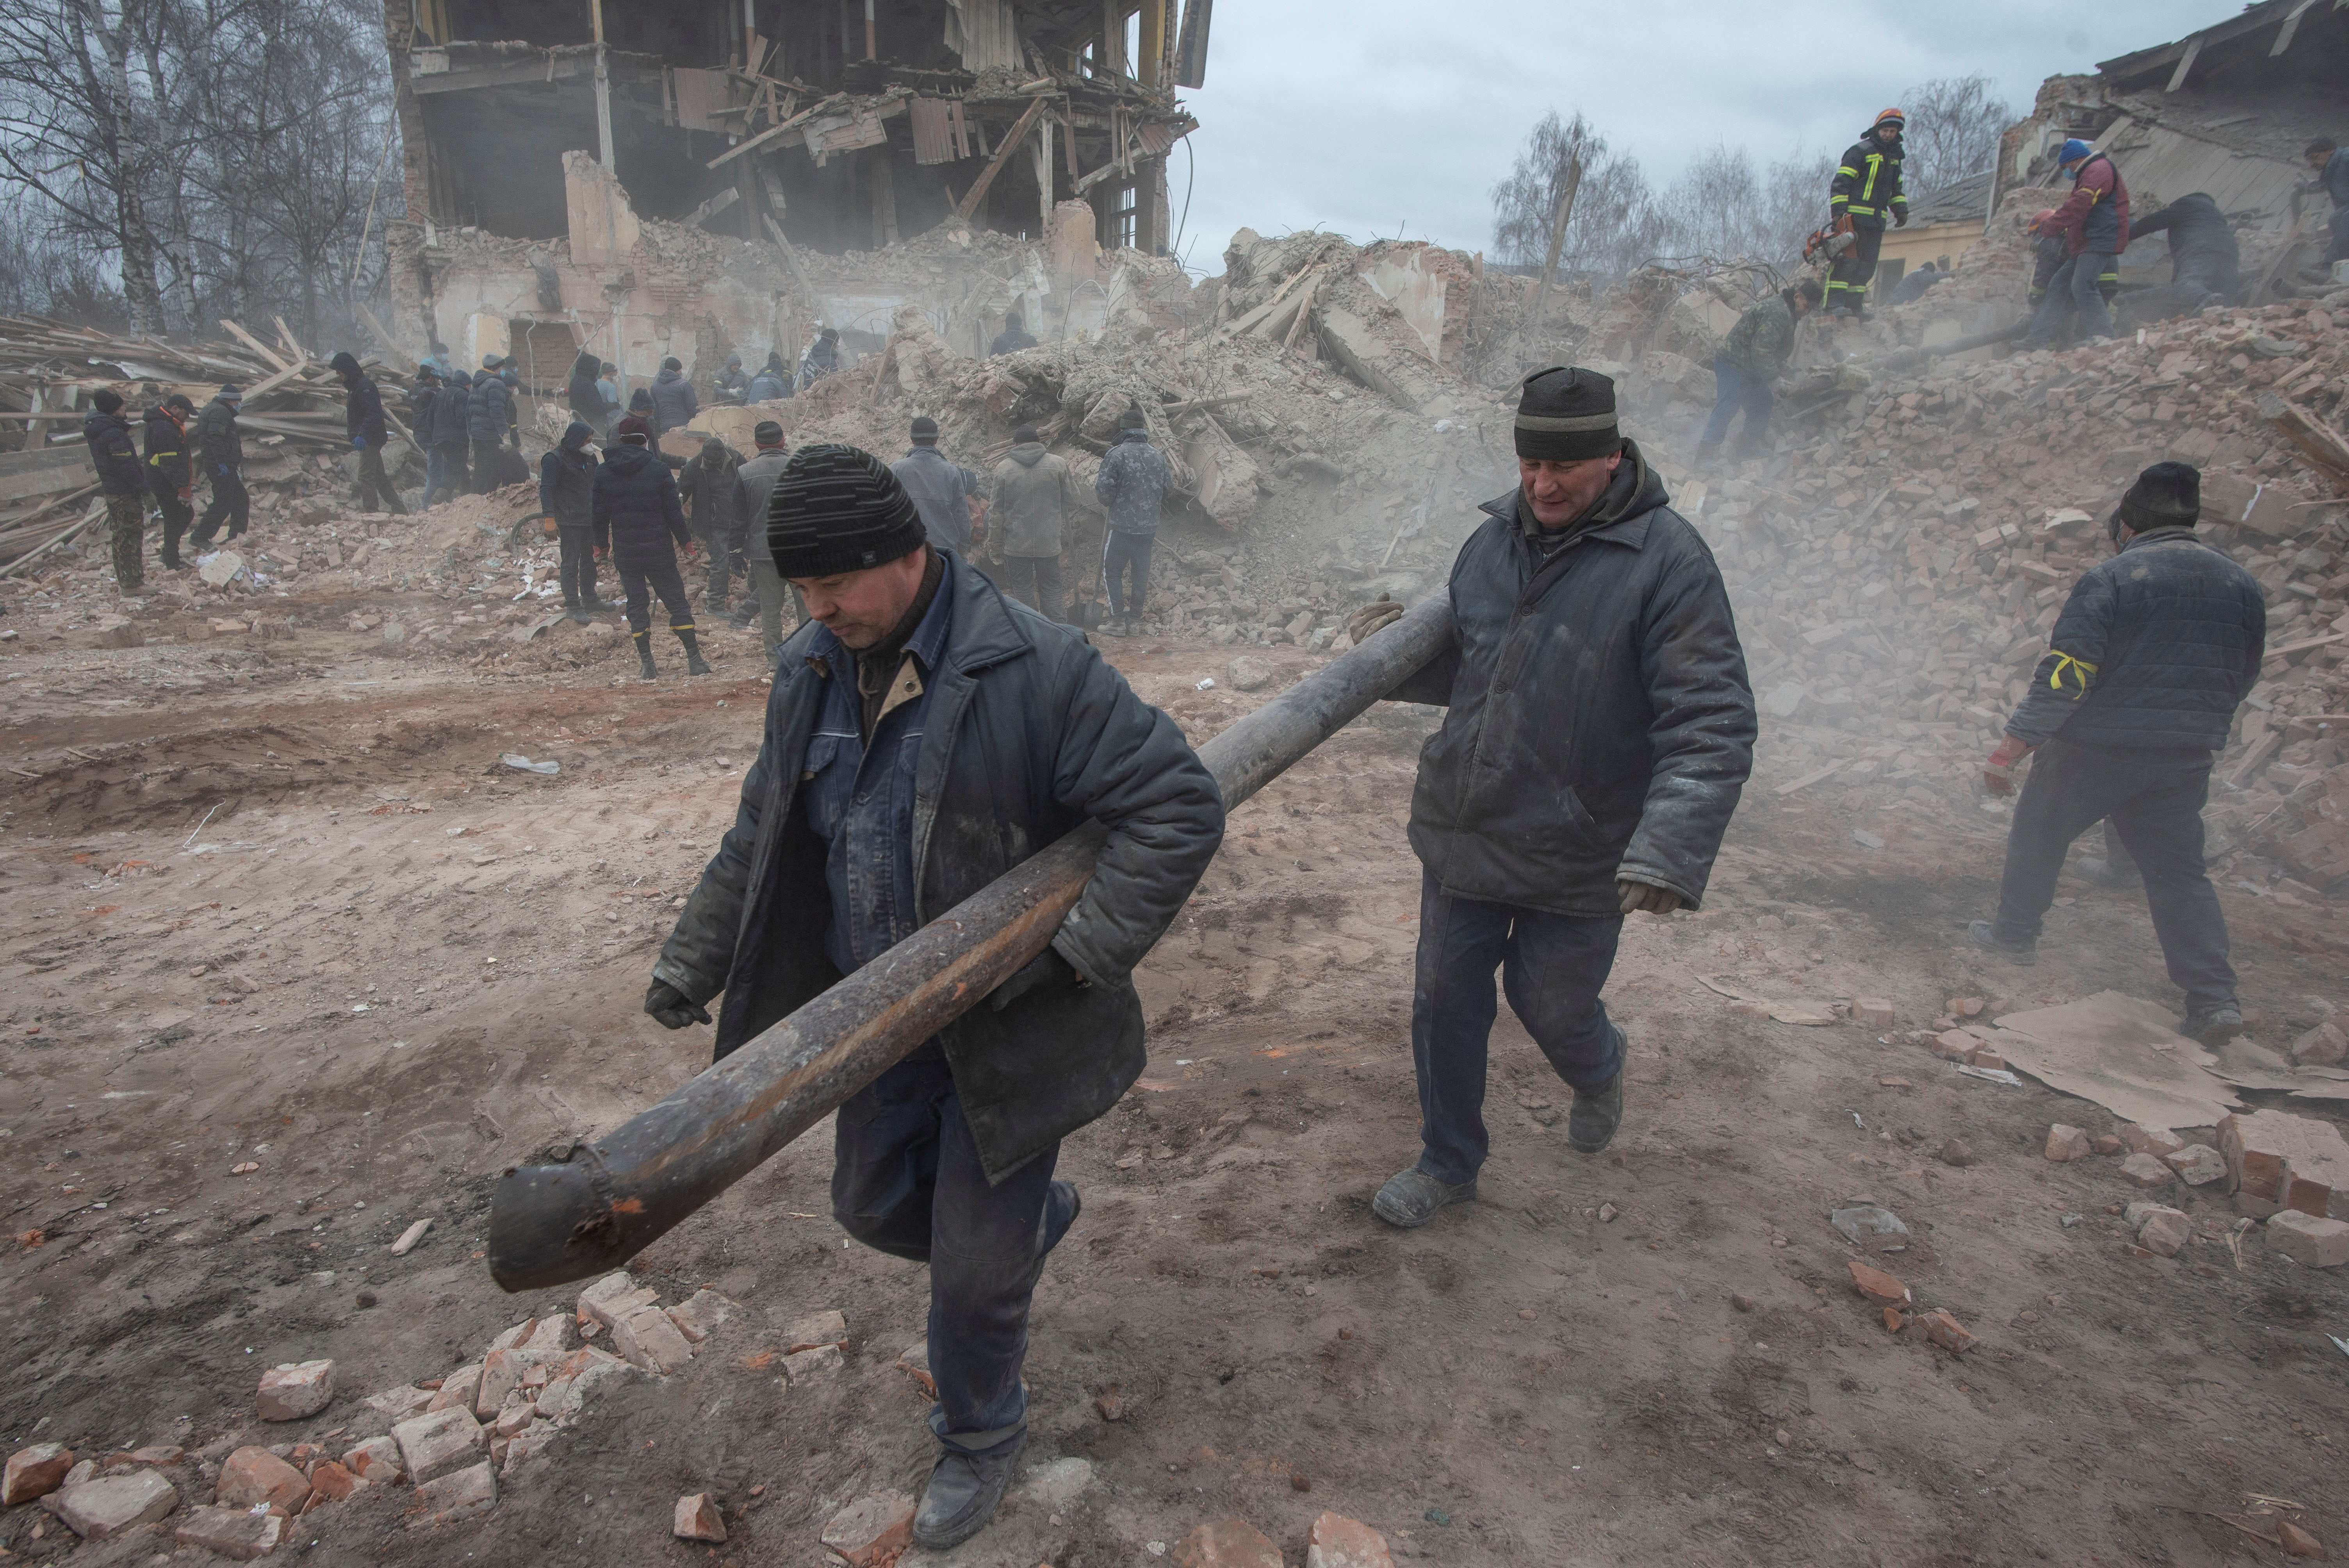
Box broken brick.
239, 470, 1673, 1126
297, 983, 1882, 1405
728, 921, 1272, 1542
1845, 1260, 1911, 1304
103, 1445, 183, 1469
2043, 1124, 2092, 1162
175, 1504, 286, 1560
1174, 1517, 1285, 1568
392, 1406, 486, 1485
425, 1364, 482, 1414
1852, 998, 1896, 1028
46, 1470, 178, 1538
405, 1461, 495, 1529
307, 1459, 367, 1503
1306, 1511, 1396, 1568
2090, 1134, 2123, 1156
2165, 1144, 2227, 1186
667, 1289, 739, 1344
784, 1343, 846, 1383
2288, 1021, 2347, 1067
2268, 1210, 2349, 1268
1095, 1388, 1126, 1421
782, 1309, 850, 1354
2220, 1108, 2349, 1219
895, 1340, 935, 1399
1967, 1048, 2007, 1071
1914, 1310, 1976, 1354
1929, 1030, 1977, 1060
820, 1490, 915, 1567
2278, 1520, 2326, 1559
673, 1491, 727, 1543
4, 1443, 75, 1506
2120, 1151, 2174, 1188
609, 1305, 695, 1374
362, 1385, 434, 1421
342, 1436, 403, 1485
1880, 1306, 1906, 1333
576, 1270, 659, 1329
216, 1446, 310, 1512
2134, 1206, 2192, 1257
2120, 1123, 2187, 1158
255, 1358, 334, 1421
1947, 997, 1984, 1017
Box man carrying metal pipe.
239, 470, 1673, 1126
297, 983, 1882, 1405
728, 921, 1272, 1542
641, 444, 1224, 1552
1347, 367, 1756, 1229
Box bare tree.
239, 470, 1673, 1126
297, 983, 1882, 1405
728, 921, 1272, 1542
1492, 110, 1663, 282
1900, 73, 2012, 198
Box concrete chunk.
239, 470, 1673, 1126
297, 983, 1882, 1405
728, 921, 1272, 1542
2120, 1151, 2174, 1188
782, 1309, 849, 1353
783, 1343, 845, 1384
255, 1358, 334, 1421
175, 1504, 286, 1559
2220, 1108, 2349, 1219
2269, 1210, 2349, 1267
666, 1289, 739, 1344
609, 1305, 695, 1374
392, 1406, 485, 1485
674, 1491, 727, 1543
405, 1461, 495, 1529
46, 1470, 178, 1538
2133, 1206, 2192, 1257
577, 1270, 659, 1329
2043, 1124, 2091, 1161
821, 1491, 914, 1567
2165, 1143, 2227, 1186
1306, 1511, 1397, 1568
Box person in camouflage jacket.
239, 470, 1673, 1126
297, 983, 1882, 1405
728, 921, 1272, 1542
1696, 278, 1820, 463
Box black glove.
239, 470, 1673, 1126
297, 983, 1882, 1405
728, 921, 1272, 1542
987, 947, 1084, 1012
644, 978, 712, 1029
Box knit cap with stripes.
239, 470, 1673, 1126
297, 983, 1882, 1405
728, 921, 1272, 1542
765, 442, 927, 578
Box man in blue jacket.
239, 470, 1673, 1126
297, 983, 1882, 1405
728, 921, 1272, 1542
593, 415, 709, 679
1347, 367, 1756, 1229
1971, 463, 2266, 1041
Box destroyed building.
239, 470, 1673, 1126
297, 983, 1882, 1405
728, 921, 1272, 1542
376, 0, 1208, 396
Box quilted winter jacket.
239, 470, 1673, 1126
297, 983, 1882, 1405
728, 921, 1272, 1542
2004, 528, 2265, 752
590, 443, 690, 566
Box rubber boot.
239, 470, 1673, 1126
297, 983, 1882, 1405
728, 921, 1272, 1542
679, 628, 713, 676
634, 631, 658, 681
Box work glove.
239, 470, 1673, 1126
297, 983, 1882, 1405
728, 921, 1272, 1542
1616, 877, 1684, 916
1346, 593, 1404, 643
684, 540, 700, 560
593, 546, 607, 561
1982, 736, 2031, 796
351, 435, 366, 450
643, 979, 711, 1030
1893, 208, 1908, 228
216, 463, 231, 476
987, 946, 1085, 1012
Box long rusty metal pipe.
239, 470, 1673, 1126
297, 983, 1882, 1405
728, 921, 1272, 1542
486, 594, 1455, 1290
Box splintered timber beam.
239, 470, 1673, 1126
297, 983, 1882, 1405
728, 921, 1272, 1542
484, 593, 1456, 1290
955, 96, 1048, 221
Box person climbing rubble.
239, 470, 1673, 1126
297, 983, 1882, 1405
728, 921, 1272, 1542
1696, 278, 1820, 465
330, 351, 406, 516
592, 414, 710, 680
1825, 109, 1908, 319
2126, 192, 2240, 311
2023, 138, 2130, 348
1969, 462, 2265, 1044
988, 424, 1089, 621
798, 327, 843, 391
1346, 367, 1756, 1230
649, 355, 699, 435
1094, 409, 1171, 637
643, 443, 1224, 1553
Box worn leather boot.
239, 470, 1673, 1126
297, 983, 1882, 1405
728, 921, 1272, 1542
912, 1430, 1027, 1551
1371, 1168, 1476, 1228
634, 634, 658, 681
1567, 1071, 1623, 1154
679, 629, 713, 676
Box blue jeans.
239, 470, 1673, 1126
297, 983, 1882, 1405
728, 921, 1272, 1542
1409, 868, 1626, 1187
422, 446, 458, 508
1700, 359, 1772, 449
2027, 253, 2117, 344
2326, 207, 2349, 267
832, 1055, 1077, 1447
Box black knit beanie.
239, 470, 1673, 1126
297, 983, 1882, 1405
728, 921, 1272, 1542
766, 444, 925, 578
2116, 461, 2200, 535
1515, 366, 1622, 461
90, 388, 123, 413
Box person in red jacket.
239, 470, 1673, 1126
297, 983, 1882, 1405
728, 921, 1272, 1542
2024, 139, 2130, 347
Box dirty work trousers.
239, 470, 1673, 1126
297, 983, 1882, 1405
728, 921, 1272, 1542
556, 526, 598, 607
1410, 867, 1628, 1188
422, 446, 458, 509
1989, 738, 2235, 1009
832, 1053, 1076, 1448
1700, 359, 1773, 452
354, 445, 406, 514
104, 492, 144, 592
1103, 530, 1153, 620
616, 556, 693, 640
693, 521, 735, 609
192, 469, 248, 549
148, 482, 191, 568
995, 552, 1065, 622
741, 558, 803, 661
1826, 224, 1883, 312
2027, 253, 2118, 345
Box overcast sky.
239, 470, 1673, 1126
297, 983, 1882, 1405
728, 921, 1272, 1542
1166, 0, 2227, 271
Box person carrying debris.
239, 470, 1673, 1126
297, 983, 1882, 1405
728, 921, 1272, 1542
988, 424, 1088, 622
1825, 109, 1908, 318
84, 388, 146, 595
189, 384, 247, 552
649, 355, 699, 435
1345, 367, 1756, 1229
892, 415, 984, 554
1969, 462, 2265, 1044
680, 436, 743, 615
643, 443, 1224, 1552
539, 419, 605, 624
1696, 278, 1821, 465
468, 355, 519, 492
2023, 139, 2130, 348
1093, 409, 1170, 636
797, 326, 842, 391
729, 419, 798, 656
593, 414, 710, 680
330, 351, 408, 516
2125, 193, 2240, 314
989, 310, 1037, 356
714, 352, 749, 401
747, 351, 790, 401
2304, 137, 2349, 269
143, 392, 195, 571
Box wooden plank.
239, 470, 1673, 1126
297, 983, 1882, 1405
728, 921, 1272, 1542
0, 447, 102, 506
356, 303, 419, 377
2266, 630, 2345, 658
955, 97, 1048, 220
218, 319, 292, 374
706, 94, 834, 168
272, 315, 310, 365
2260, 392, 2349, 488
1773, 759, 1850, 797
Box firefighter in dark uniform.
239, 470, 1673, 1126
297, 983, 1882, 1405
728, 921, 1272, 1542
1827, 109, 1908, 318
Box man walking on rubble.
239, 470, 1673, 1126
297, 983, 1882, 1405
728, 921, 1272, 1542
435, 371, 473, 508
1969, 462, 2264, 1044
1094, 409, 1170, 636
540, 419, 605, 624
892, 415, 985, 555
1344, 367, 1756, 1229
730, 419, 798, 656
680, 435, 743, 617
649, 355, 699, 436
143, 392, 195, 571
643, 443, 1224, 1551
2024, 139, 2130, 348
469, 356, 519, 492
1825, 110, 1909, 318
1696, 278, 1820, 465
989, 424, 1088, 622
594, 414, 711, 680
332, 351, 408, 516
189, 384, 247, 552
2128, 193, 2239, 308
85, 388, 146, 595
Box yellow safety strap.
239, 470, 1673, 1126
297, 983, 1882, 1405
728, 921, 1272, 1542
1861, 154, 1881, 202
2047, 652, 2097, 695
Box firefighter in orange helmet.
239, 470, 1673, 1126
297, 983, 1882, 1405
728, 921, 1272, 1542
1825, 109, 1908, 317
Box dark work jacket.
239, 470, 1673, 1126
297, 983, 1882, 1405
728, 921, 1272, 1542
539, 434, 597, 528
2005, 528, 2265, 753
590, 442, 690, 565
679, 446, 740, 540
194, 397, 242, 472
2128, 194, 2239, 298
2048, 153, 2129, 257
653, 552, 1226, 1181
566, 355, 606, 420
1392, 443, 1756, 915
142, 406, 191, 494
1830, 134, 1906, 230
648, 367, 698, 434
467, 374, 515, 446
84, 409, 143, 496
435, 382, 471, 451
406, 385, 440, 447
342, 372, 388, 448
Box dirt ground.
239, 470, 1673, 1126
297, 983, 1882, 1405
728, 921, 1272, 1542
3, 513, 2347, 1568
